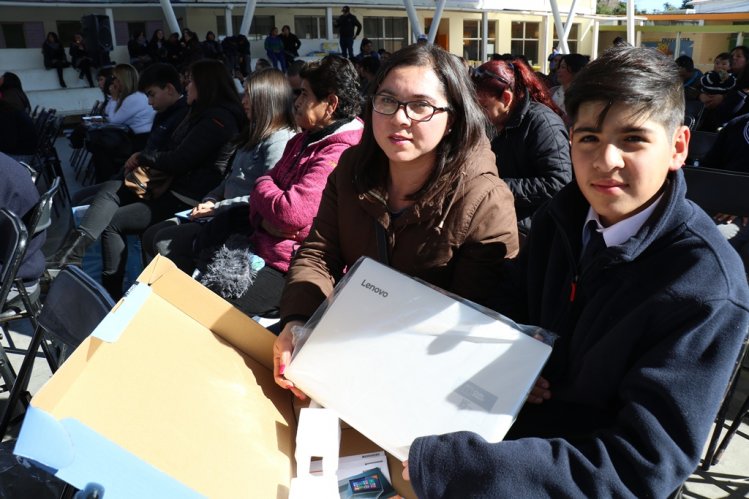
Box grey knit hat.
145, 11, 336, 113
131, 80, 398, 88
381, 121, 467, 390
700, 70, 737, 95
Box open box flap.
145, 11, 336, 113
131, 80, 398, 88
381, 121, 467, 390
14, 257, 297, 498
136, 255, 275, 371
15, 408, 201, 499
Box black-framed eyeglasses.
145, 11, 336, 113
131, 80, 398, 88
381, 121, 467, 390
471, 67, 511, 86
372, 94, 450, 122
292, 88, 302, 97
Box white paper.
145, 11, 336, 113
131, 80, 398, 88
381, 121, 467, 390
285, 258, 552, 461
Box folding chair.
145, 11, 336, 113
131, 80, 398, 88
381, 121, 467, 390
0, 265, 115, 439
706, 337, 749, 468
684, 100, 704, 131
0, 209, 29, 393
685, 131, 718, 167
682, 166, 749, 471
0, 177, 61, 349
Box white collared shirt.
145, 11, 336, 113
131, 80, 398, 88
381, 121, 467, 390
583, 193, 665, 248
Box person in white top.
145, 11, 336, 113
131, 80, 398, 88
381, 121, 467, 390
91, 64, 156, 182
107, 63, 155, 134
550, 53, 589, 118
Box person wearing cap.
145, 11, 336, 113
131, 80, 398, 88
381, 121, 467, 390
334, 6, 362, 59
699, 68, 738, 131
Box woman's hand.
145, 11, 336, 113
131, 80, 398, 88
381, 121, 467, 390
262, 218, 299, 240
273, 321, 307, 399
402, 461, 410, 481
526, 376, 551, 404
190, 201, 216, 219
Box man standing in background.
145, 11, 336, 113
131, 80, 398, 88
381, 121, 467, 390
335, 6, 362, 59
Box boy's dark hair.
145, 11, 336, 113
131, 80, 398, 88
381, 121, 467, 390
715, 52, 730, 61
287, 59, 306, 78
675, 55, 695, 72
138, 63, 182, 93
299, 55, 361, 119
565, 46, 684, 135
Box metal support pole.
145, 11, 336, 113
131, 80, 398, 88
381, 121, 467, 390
428, 0, 447, 45
159, 0, 180, 35
326, 7, 333, 41
224, 5, 233, 37
403, 0, 423, 42
737, 32, 744, 47
562, 0, 579, 42
549, 0, 569, 54
105, 8, 116, 46
592, 20, 599, 60
674, 31, 681, 58
481, 10, 488, 62
239, 0, 258, 37
626, 0, 635, 46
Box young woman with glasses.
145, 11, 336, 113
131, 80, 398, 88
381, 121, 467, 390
273, 43, 519, 399
472, 58, 572, 238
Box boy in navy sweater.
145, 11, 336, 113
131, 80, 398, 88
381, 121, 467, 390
405, 46, 749, 497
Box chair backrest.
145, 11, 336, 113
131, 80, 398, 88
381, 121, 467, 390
684, 100, 705, 131
39, 265, 115, 350
23, 177, 60, 237
682, 166, 749, 217
686, 131, 718, 167
0, 209, 29, 311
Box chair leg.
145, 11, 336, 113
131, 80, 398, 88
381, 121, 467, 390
0, 342, 16, 393
711, 392, 749, 466
0, 325, 45, 438
701, 370, 742, 470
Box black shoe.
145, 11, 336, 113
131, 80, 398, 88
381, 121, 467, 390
60, 81, 67, 89
52, 230, 95, 268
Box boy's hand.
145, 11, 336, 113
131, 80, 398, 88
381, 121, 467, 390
527, 376, 551, 404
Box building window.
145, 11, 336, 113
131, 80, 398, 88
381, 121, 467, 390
462, 19, 496, 62
216, 15, 275, 40
553, 24, 579, 54
294, 16, 327, 39
510, 21, 540, 65
363, 17, 407, 54
249, 15, 275, 41
1, 23, 26, 48
216, 15, 240, 37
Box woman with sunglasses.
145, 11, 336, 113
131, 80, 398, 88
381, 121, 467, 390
473, 58, 572, 238
273, 43, 519, 399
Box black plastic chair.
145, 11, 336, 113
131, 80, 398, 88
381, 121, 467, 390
685, 131, 718, 167
0, 265, 115, 439
682, 166, 749, 471
684, 100, 704, 131
0, 177, 61, 329
0, 209, 29, 393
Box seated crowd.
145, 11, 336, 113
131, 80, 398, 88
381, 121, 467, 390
2, 38, 749, 497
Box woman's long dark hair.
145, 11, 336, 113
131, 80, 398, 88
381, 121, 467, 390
351, 43, 489, 202
188, 59, 242, 120
242, 68, 296, 149
474, 58, 564, 119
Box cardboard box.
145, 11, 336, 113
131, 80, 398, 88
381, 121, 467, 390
14, 256, 414, 498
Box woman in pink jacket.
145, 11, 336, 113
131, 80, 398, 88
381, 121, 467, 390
198, 55, 363, 318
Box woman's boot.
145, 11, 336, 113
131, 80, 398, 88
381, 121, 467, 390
53, 229, 95, 268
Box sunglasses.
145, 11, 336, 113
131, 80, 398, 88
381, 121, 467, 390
471, 67, 512, 86
292, 88, 302, 97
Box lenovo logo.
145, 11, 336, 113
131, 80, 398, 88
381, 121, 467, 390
361, 279, 388, 298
